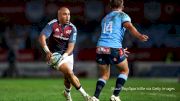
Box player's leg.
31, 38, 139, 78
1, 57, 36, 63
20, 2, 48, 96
108, 48, 128, 101
64, 76, 71, 90
64, 76, 71, 89
114, 59, 129, 95
63, 55, 73, 97
59, 64, 90, 100
111, 59, 129, 101
92, 64, 110, 101
57, 55, 90, 100
60, 64, 81, 91
63, 76, 72, 101
91, 48, 111, 101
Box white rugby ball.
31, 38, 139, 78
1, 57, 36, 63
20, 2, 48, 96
50, 52, 62, 65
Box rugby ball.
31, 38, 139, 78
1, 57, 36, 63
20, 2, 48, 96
50, 52, 62, 66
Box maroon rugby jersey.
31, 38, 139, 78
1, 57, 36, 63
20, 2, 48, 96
41, 19, 77, 54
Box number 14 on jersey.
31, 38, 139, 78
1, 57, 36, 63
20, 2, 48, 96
102, 21, 113, 34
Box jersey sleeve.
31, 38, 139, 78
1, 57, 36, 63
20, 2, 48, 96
69, 25, 77, 43
41, 19, 57, 38
121, 13, 131, 23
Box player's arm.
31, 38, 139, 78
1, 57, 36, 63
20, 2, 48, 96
39, 20, 55, 61
61, 42, 75, 60
65, 42, 75, 55
123, 22, 149, 41
39, 33, 52, 62
62, 25, 77, 59
39, 33, 51, 53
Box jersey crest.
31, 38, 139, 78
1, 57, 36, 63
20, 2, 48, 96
52, 22, 72, 41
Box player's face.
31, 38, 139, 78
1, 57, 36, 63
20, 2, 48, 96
58, 8, 70, 24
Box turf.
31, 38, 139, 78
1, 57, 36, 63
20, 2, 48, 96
0, 78, 179, 101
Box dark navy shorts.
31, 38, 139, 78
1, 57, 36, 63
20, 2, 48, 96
96, 47, 126, 65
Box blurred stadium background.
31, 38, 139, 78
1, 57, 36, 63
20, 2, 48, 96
0, 0, 179, 78
0, 0, 180, 101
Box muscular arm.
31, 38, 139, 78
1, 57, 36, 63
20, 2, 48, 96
64, 25, 77, 56
39, 33, 48, 48
65, 43, 75, 55
39, 33, 52, 61
123, 22, 148, 41
60, 42, 75, 59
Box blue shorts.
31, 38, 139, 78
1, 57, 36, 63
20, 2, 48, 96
96, 47, 126, 65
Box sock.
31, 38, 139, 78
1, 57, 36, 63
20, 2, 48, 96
113, 74, 128, 96
94, 78, 106, 99
77, 86, 87, 96
64, 87, 71, 96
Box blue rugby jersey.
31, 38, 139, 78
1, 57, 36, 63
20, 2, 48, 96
41, 19, 77, 54
97, 11, 131, 48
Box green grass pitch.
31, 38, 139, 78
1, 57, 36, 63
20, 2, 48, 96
0, 78, 179, 101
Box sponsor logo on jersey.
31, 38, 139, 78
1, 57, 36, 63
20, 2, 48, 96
53, 34, 69, 40
55, 28, 60, 32
65, 30, 72, 35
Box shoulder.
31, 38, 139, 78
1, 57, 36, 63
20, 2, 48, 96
47, 19, 58, 25
69, 22, 77, 31
119, 11, 131, 22
119, 12, 129, 17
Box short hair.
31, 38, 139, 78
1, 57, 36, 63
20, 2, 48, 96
110, 0, 124, 9
58, 7, 69, 13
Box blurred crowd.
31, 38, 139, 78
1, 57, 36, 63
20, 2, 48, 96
0, 0, 179, 61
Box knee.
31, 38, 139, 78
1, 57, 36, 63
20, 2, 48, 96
120, 67, 129, 75
101, 73, 110, 80
64, 70, 74, 78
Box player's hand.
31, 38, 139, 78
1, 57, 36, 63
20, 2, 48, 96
124, 48, 130, 57
46, 51, 52, 62
58, 53, 68, 62
61, 53, 68, 61
139, 34, 149, 41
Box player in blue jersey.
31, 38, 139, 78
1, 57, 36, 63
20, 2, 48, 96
39, 7, 90, 101
90, 0, 149, 101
